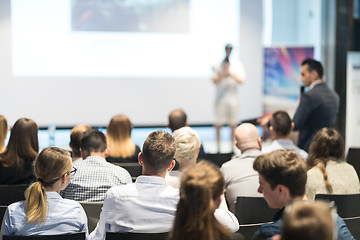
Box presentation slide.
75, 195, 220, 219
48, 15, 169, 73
11, 0, 240, 78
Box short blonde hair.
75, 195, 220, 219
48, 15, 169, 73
173, 127, 200, 165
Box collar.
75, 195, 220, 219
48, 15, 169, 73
135, 175, 167, 185
46, 191, 62, 199
309, 80, 323, 90
273, 207, 285, 221
84, 155, 107, 162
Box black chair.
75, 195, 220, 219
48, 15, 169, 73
1, 205, 7, 222
235, 197, 278, 240
106, 232, 169, 240
79, 201, 103, 232
315, 194, 360, 239
203, 152, 233, 168
0, 184, 28, 205
3, 232, 85, 240
112, 163, 142, 182
346, 148, 360, 182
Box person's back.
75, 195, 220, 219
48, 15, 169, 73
0, 118, 38, 185
0, 147, 88, 238
89, 130, 179, 240
62, 130, 132, 202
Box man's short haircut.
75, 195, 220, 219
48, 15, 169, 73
168, 109, 187, 132
173, 127, 200, 165
282, 201, 334, 240
270, 111, 292, 137
301, 58, 323, 79
142, 130, 176, 174
81, 129, 107, 154
70, 124, 91, 157
253, 150, 307, 198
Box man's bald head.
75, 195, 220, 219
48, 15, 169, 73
168, 109, 188, 132
234, 123, 261, 151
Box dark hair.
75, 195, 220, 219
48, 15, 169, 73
0, 118, 39, 170
69, 125, 91, 157
171, 161, 231, 240
301, 58, 323, 79
142, 130, 176, 174
81, 129, 107, 155
253, 150, 307, 198
168, 109, 187, 132
270, 111, 292, 137
0, 115, 8, 153
307, 128, 345, 193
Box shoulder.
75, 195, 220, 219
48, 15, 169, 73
253, 220, 282, 240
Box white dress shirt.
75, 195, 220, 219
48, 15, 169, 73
1, 192, 88, 240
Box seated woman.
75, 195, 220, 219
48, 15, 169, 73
306, 128, 360, 200
0, 118, 39, 184
106, 115, 140, 163
0, 115, 8, 153
170, 161, 243, 240
1, 147, 88, 238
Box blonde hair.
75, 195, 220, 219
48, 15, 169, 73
106, 115, 135, 158
282, 201, 334, 240
173, 127, 200, 165
0, 115, 8, 153
25, 147, 72, 224
171, 161, 231, 240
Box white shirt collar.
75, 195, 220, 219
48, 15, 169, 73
309, 80, 322, 90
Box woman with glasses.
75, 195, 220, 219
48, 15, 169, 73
0, 147, 88, 239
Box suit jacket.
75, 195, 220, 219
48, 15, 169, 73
293, 82, 339, 151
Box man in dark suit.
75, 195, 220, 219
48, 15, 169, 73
293, 58, 339, 151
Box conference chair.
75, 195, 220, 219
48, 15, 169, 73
0, 184, 28, 205
315, 193, 360, 239
235, 197, 278, 240
346, 148, 360, 182
112, 162, 142, 182
79, 201, 103, 232
106, 232, 169, 240
203, 152, 233, 168
1, 205, 7, 222
3, 232, 85, 240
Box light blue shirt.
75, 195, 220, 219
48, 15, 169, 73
262, 139, 308, 160
1, 191, 88, 239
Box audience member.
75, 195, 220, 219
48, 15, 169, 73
0, 147, 88, 238
170, 161, 244, 240
272, 201, 335, 240
106, 114, 140, 163
252, 149, 354, 240
168, 109, 205, 159
61, 129, 131, 202
220, 123, 262, 212
0, 115, 8, 153
293, 58, 339, 151
306, 128, 360, 200
0, 118, 38, 185
89, 130, 178, 239
262, 111, 307, 160
69, 124, 92, 164
165, 127, 239, 231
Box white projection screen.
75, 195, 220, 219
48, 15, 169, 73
0, 0, 263, 127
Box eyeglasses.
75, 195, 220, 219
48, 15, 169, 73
69, 167, 77, 176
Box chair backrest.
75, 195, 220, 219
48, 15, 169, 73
315, 194, 360, 239
106, 232, 169, 240
235, 197, 278, 240
0, 184, 28, 205
78, 201, 103, 233
346, 148, 360, 182
1, 205, 8, 222
112, 162, 142, 182
203, 152, 233, 168
3, 232, 85, 240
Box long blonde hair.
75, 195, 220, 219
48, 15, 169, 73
171, 161, 231, 240
106, 115, 135, 158
25, 147, 72, 224
0, 115, 8, 153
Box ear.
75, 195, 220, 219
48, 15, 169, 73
80, 148, 85, 159
104, 148, 109, 158
61, 173, 67, 183
215, 194, 223, 209
167, 159, 176, 172
257, 137, 262, 150
291, 122, 295, 131
185, 121, 189, 126
269, 125, 274, 133
138, 152, 144, 166
272, 235, 281, 240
